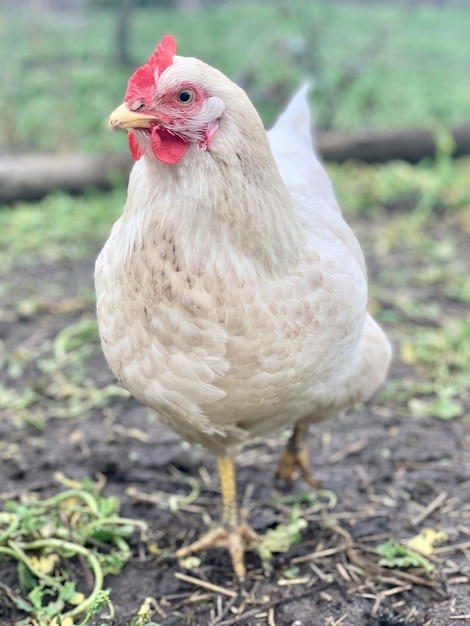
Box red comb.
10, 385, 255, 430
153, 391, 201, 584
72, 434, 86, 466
125, 35, 177, 104
156, 35, 177, 75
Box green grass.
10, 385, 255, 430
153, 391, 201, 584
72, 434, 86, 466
2, 1, 470, 153
0, 189, 125, 270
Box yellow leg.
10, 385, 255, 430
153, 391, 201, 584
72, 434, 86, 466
176, 456, 259, 579
219, 456, 237, 527
275, 424, 320, 489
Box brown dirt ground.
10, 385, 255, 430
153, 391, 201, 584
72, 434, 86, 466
1, 241, 470, 626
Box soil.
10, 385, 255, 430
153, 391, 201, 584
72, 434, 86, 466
1, 234, 470, 626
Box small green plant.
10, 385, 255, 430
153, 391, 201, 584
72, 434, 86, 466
0, 477, 147, 625
129, 597, 163, 626
255, 489, 337, 573
376, 539, 434, 576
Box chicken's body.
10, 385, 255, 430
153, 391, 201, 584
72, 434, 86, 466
95, 37, 391, 577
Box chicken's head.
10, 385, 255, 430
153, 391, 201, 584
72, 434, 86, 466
109, 35, 225, 165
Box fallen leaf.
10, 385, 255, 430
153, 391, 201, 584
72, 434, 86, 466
406, 528, 448, 556
29, 553, 60, 575
49, 616, 74, 626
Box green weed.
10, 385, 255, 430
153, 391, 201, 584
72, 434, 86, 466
376, 539, 435, 576
0, 478, 147, 626
256, 502, 307, 573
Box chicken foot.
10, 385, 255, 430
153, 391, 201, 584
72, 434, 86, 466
275, 423, 320, 489
176, 455, 259, 580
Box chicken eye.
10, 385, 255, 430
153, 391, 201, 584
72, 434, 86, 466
177, 89, 195, 105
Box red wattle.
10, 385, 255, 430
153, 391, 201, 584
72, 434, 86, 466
128, 131, 144, 161
151, 127, 188, 164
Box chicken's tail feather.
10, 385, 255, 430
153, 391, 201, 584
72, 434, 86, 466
268, 84, 340, 211
269, 83, 315, 154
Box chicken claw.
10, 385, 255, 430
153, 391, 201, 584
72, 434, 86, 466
176, 512, 259, 580
177, 457, 259, 579
275, 424, 320, 489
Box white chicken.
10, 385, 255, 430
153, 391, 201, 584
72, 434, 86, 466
95, 35, 391, 578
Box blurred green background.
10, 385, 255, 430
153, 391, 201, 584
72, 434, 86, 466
2, 0, 470, 155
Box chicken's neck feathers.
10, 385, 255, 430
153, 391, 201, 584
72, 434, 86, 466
121, 115, 305, 283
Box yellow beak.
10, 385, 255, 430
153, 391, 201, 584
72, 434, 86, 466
109, 103, 156, 130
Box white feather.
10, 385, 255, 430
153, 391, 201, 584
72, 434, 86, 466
268, 84, 340, 213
